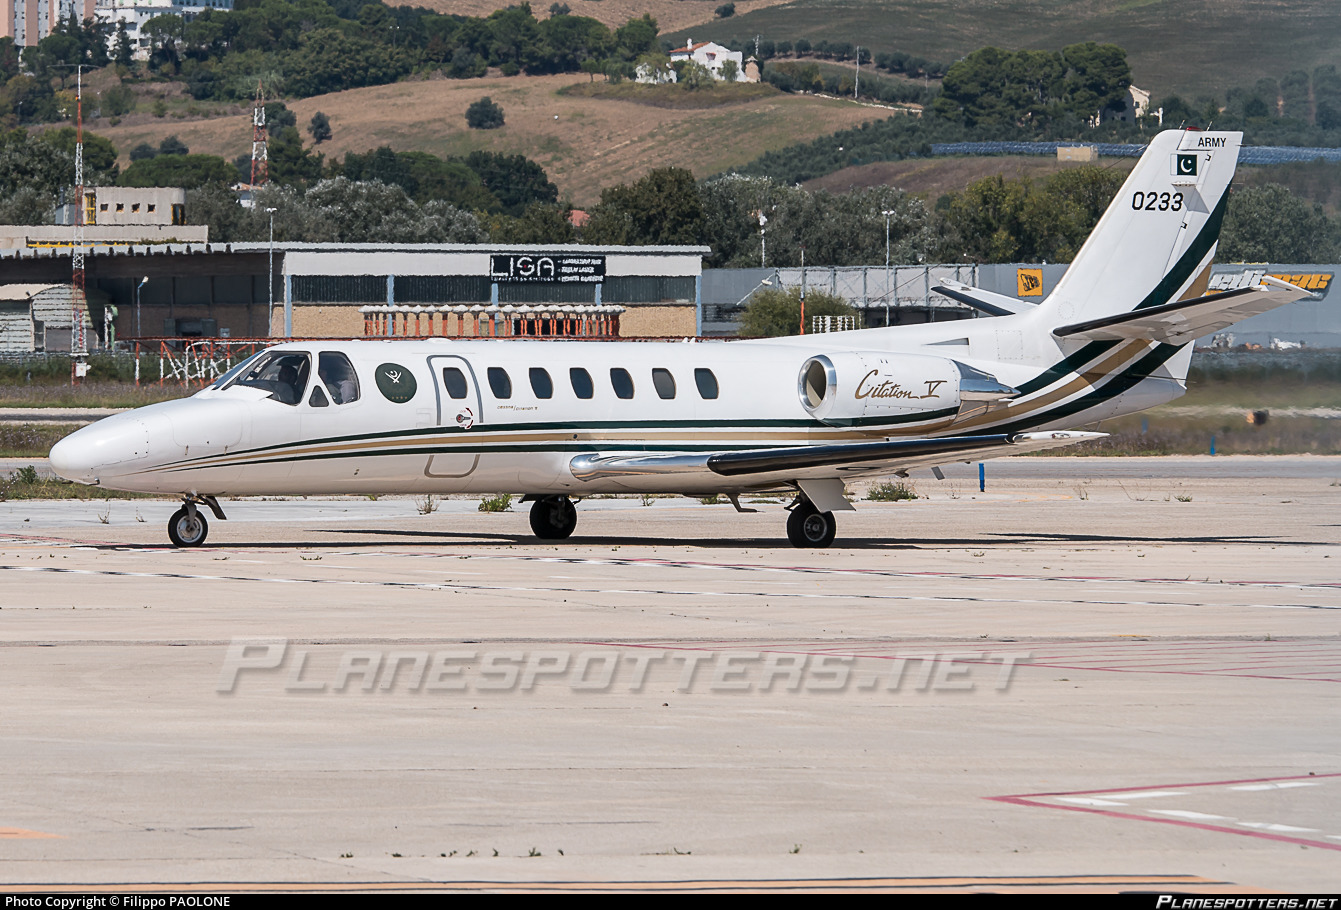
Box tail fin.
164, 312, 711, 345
1039, 129, 1242, 330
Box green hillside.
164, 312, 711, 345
665, 0, 1340, 101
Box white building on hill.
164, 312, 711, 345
2, 1, 95, 48
95, 0, 233, 59
670, 39, 750, 82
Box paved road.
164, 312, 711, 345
0, 463, 1337, 891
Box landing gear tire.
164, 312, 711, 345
168, 506, 209, 548
786, 502, 835, 548
529, 496, 577, 540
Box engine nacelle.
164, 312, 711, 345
797, 352, 1016, 426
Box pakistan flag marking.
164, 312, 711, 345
375, 363, 417, 403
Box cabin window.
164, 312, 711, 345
317, 352, 360, 404
442, 367, 469, 399
222, 350, 310, 406
529, 367, 554, 399
487, 367, 512, 399
652, 368, 676, 399
694, 368, 719, 400
610, 368, 634, 400
570, 367, 593, 399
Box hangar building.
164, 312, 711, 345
0, 243, 708, 348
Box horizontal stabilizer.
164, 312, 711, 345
933, 279, 1036, 316
1052, 277, 1313, 344
570, 432, 1103, 486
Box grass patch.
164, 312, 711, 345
0, 467, 158, 501
558, 80, 780, 109
477, 492, 513, 512
0, 424, 81, 457
867, 480, 919, 501
667, 0, 1341, 100
1057, 413, 1341, 455
0, 382, 189, 409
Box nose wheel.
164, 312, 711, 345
529, 495, 578, 540
168, 504, 209, 547
786, 499, 836, 548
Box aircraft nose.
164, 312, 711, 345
49, 414, 156, 485
48, 430, 98, 484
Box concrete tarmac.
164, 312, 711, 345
0, 456, 1338, 893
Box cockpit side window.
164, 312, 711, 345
223, 351, 311, 406
317, 352, 360, 405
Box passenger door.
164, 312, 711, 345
425, 354, 482, 479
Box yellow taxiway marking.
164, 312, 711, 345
0, 827, 62, 839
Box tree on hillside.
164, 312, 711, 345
1220, 183, 1340, 263
937, 166, 1124, 263
464, 150, 559, 217
266, 125, 325, 187
739, 287, 854, 337
933, 43, 1130, 129
308, 111, 332, 143
118, 153, 235, 189
466, 96, 505, 129
339, 146, 499, 210
114, 20, 134, 70
583, 167, 704, 245
39, 128, 119, 179
158, 135, 189, 156
489, 202, 576, 244
1061, 42, 1132, 121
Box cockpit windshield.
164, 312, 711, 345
210, 351, 264, 391
220, 351, 311, 405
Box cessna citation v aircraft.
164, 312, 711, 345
50, 129, 1310, 548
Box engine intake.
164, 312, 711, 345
798, 352, 1017, 426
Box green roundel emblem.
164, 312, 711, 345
375, 362, 418, 403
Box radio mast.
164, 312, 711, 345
71, 64, 87, 385
251, 80, 268, 187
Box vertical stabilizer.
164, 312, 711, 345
1039, 129, 1241, 330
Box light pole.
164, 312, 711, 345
265, 207, 276, 337
134, 276, 148, 384
757, 209, 768, 267
135, 276, 148, 338
882, 209, 895, 327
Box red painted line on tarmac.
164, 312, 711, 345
990, 772, 1341, 853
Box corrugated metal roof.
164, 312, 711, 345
0, 284, 62, 301
0, 242, 710, 260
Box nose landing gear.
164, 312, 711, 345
167, 496, 227, 548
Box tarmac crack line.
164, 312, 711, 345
0, 564, 1335, 611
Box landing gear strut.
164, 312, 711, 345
167, 496, 226, 548
529, 495, 577, 540
786, 498, 836, 548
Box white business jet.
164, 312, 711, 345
50, 129, 1309, 548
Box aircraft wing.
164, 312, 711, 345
569, 431, 1103, 488
1053, 276, 1313, 344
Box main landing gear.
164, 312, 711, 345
167, 496, 226, 548
786, 497, 836, 549
529, 495, 578, 540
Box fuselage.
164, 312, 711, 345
49, 311, 1190, 499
